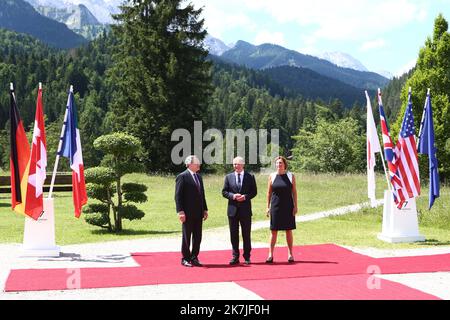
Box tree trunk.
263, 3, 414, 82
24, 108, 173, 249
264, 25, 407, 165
107, 187, 113, 232
116, 175, 122, 232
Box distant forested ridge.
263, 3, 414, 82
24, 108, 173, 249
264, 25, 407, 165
261, 65, 370, 107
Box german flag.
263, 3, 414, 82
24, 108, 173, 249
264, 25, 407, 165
10, 84, 30, 215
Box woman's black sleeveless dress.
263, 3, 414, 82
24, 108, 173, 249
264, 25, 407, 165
270, 173, 296, 231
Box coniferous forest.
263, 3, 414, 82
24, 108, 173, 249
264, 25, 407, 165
0, 1, 449, 181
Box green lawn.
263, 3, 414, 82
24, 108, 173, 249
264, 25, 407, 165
253, 186, 450, 249
1, 172, 448, 249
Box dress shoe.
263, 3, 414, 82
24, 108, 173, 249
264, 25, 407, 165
288, 256, 295, 263
244, 259, 251, 265
229, 257, 240, 265
191, 258, 203, 267
265, 257, 273, 264
181, 259, 193, 267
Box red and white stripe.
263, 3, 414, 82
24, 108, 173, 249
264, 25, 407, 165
395, 135, 420, 198
71, 128, 87, 218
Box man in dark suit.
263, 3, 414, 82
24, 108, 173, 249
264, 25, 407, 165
222, 156, 257, 265
175, 155, 208, 267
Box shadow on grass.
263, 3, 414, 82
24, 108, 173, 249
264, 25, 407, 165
90, 229, 178, 236
417, 239, 450, 246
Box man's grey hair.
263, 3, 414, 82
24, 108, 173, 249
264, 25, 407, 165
185, 155, 200, 167
233, 156, 245, 164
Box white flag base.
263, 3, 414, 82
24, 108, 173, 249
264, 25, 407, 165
377, 190, 425, 243
21, 198, 60, 257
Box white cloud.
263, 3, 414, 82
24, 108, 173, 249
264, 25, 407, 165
360, 39, 387, 52
190, 0, 433, 73
192, 0, 257, 38
254, 31, 286, 46
395, 58, 417, 77
237, 0, 428, 43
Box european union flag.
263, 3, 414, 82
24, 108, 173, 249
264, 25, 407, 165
418, 91, 440, 209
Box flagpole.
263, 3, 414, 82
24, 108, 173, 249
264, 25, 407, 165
416, 88, 430, 149
10, 83, 15, 102
377, 88, 392, 191
378, 142, 391, 191
48, 85, 73, 199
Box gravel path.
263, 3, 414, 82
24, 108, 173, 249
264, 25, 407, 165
1, 200, 449, 300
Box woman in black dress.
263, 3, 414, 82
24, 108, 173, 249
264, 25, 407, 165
265, 156, 298, 263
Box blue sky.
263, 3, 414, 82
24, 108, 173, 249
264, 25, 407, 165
191, 0, 450, 76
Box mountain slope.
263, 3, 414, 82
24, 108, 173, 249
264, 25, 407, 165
35, 3, 109, 40
205, 35, 230, 56
262, 65, 367, 106
221, 41, 389, 90
0, 0, 87, 49
210, 54, 367, 107
25, 0, 121, 24
36, 3, 100, 29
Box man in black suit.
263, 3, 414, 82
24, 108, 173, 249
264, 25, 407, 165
222, 156, 257, 265
175, 155, 208, 267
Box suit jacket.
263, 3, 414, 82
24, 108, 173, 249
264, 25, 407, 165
222, 171, 257, 217
175, 169, 208, 219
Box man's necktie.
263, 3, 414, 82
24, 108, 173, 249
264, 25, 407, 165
237, 173, 241, 191
194, 173, 201, 192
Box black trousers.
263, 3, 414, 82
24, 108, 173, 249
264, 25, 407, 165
181, 216, 203, 261
228, 210, 252, 260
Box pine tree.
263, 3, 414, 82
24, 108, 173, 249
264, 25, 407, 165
108, 0, 212, 172
394, 14, 450, 179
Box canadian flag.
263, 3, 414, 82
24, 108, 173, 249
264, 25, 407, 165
25, 85, 47, 220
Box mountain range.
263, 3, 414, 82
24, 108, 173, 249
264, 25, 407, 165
32, 2, 109, 40
220, 40, 389, 90
25, 0, 121, 24
0, 0, 87, 49
22, 0, 393, 84
0, 0, 391, 107
205, 35, 392, 79
35, 3, 100, 29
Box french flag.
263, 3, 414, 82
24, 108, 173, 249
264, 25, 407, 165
59, 90, 87, 218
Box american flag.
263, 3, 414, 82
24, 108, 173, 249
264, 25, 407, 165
395, 92, 420, 198
378, 91, 407, 208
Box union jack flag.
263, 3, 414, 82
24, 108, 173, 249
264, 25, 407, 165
378, 91, 407, 208
395, 92, 420, 198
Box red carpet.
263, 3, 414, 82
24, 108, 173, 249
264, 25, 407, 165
5, 244, 449, 299
236, 275, 440, 300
